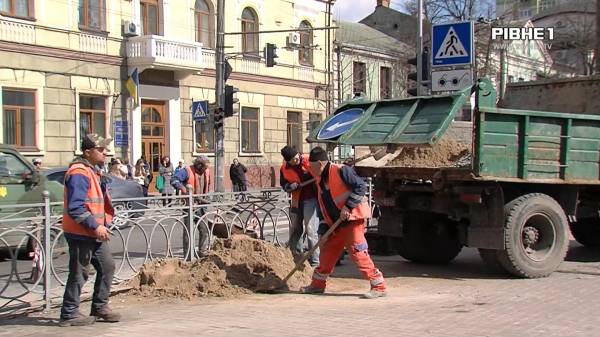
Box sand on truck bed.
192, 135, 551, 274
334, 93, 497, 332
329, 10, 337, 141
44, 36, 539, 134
387, 139, 471, 168
127, 235, 313, 299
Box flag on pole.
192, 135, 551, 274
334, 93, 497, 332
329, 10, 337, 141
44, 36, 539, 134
126, 68, 139, 108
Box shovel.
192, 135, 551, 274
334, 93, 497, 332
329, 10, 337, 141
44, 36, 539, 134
278, 217, 344, 287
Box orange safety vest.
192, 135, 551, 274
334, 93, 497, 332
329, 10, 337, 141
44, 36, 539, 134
186, 166, 211, 194
315, 163, 371, 226
280, 154, 312, 208
62, 163, 114, 238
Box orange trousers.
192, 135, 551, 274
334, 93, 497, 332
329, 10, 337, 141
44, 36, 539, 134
310, 219, 385, 291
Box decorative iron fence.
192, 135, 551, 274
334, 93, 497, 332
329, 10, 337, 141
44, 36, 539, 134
0, 187, 290, 316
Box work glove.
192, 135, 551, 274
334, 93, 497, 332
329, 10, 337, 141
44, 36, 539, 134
285, 182, 299, 192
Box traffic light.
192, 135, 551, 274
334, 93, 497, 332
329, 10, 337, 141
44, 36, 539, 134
264, 43, 278, 67
213, 107, 224, 130
406, 47, 430, 96
224, 85, 239, 117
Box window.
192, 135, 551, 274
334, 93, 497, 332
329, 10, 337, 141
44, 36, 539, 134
0, 152, 31, 180
0, 0, 34, 19
299, 21, 313, 66
79, 95, 106, 147
308, 113, 321, 149
241, 107, 260, 153
2, 89, 36, 148
78, 0, 105, 31
380, 66, 391, 99
241, 7, 258, 55
195, 120, 215, 152
195, 0, 213, 48
287, 111, 302, 151
353, 62, 366, 95
141, 0, 159, 35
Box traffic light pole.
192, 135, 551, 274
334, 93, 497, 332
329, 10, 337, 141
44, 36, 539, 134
416, 0, 424, 96
214, 0, 225, 192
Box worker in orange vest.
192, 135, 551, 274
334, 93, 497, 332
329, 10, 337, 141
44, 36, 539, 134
301, 146, 386, 299
172, 156, 211, 260
280, 145, 319, 266
60, 134, 120, 326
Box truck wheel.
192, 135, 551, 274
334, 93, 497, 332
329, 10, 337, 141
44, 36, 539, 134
569, 219, 600, 247
397, 216, 462, 264
497, 193, 569, 278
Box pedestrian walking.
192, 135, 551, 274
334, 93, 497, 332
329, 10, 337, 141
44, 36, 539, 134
32, 158, 43, 171
59, 133, 121, 326
172, 156, 211, 259
109, 158, 126, 180
301, 146, 386, 299
134, 158, 151, 197
158, 156, 175, 205
122, 158, 133, 180
280, 145, 320, 267
229, 158, 248, 192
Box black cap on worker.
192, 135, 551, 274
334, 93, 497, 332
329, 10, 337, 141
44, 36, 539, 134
280, 145, 298, 162
309, 146, 328, 162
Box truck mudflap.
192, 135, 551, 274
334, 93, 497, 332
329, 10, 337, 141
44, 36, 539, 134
307, 87, 470, 147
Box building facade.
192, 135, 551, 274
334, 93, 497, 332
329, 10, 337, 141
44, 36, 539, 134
0, 0, 333, 190
496, 0, 562, 20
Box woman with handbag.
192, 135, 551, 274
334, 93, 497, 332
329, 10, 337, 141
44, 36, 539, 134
158, 156, 175, 205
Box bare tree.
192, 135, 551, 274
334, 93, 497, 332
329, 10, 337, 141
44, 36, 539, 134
403, 0, 494, 24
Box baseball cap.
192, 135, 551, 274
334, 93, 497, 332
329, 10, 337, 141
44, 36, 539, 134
81, 134, 112, 151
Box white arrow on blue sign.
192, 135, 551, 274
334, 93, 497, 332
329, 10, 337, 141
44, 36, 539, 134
192, 100, 209, 122
317, 108, 364, 140
432, 21, 473, 67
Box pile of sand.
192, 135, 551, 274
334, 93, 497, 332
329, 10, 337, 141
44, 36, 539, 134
127, 235, 312, 299
387, 139, 471, 168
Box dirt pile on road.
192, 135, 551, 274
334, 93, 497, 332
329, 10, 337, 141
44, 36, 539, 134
127, 235, 312, 299
387, 139, 471, 168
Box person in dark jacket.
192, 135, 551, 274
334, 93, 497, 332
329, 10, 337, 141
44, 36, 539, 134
229, 158, 248, 192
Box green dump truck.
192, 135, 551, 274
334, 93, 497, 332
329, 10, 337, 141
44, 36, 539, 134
308, 78, 600, 278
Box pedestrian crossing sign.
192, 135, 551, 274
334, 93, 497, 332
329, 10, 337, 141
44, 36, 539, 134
432, 21, 473, 67
192, 100, 209, 122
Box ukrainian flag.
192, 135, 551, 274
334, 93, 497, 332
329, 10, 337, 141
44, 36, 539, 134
126, 68, 139, 108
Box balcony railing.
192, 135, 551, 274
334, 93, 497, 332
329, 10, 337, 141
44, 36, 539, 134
0, 18, 35, 44
126, 35, 204, 72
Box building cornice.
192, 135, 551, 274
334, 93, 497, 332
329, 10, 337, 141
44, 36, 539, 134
200, 69, 323, 90
0, 41, 123, 66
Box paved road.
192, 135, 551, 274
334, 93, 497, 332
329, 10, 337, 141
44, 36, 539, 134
2, 240, 600, 336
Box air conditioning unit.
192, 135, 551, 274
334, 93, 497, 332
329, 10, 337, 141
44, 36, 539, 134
122, 21, 139, 37
287, 32, 300, 47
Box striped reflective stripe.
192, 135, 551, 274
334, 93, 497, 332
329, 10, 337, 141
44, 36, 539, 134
74, 211, 92, 224
370, 269, 384, 286
312, 270, 329, 281
334, 191, 350, 204
85, 197, 104, 203
349, 192, 363, 202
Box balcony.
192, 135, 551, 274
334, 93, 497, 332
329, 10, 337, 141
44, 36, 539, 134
0, 18, 35, 44
126, 35, 204, 77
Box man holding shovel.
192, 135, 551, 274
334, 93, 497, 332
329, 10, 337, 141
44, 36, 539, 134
301, 146, 386, 299
280, 145, 320, 267
60, 134, 120, 326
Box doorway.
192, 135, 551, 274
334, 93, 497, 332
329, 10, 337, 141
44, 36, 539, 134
141, 100, 167, 193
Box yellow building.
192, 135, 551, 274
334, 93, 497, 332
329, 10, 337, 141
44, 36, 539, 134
0, 0, 333, 190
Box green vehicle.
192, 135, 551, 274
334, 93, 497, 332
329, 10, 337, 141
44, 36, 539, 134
0, 145, 63, 255
308, 78, 600, 278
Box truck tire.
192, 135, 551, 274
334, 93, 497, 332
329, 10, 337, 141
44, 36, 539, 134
397, 215, 462, 264
569, 219, 600, 247
497, 193, 569, 278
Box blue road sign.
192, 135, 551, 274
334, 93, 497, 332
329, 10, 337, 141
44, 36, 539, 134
317, 108, 364, 140
192, 100, 209, 122
432, 21, 473, 67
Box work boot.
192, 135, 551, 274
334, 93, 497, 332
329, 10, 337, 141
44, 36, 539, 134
59, 312, 96, 327
362, 289, 387, 299
300, 285, 325, 294
90, 306, 121, 322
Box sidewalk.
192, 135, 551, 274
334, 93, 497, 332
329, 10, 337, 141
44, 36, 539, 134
2, 250, 600, 337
